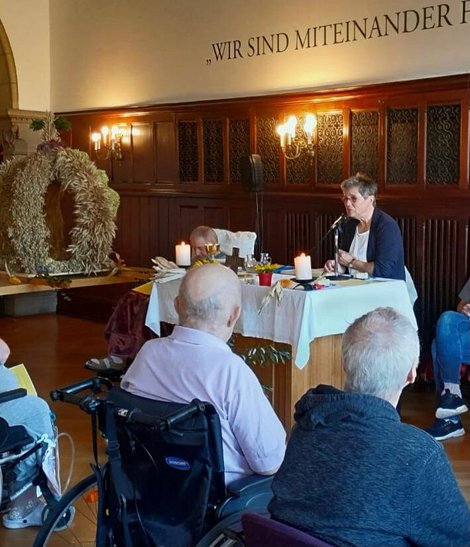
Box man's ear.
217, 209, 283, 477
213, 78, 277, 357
406, 361, 418, 385
227, 305, 241, 327
174, 296, 180, 315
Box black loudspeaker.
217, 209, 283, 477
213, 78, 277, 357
240, 154, 264, 192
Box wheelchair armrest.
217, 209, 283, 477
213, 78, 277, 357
226, 473, 273, 496
0, 388, 27, 405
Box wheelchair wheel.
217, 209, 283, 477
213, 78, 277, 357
196, 511, 245, 547
33, 473, 99, 547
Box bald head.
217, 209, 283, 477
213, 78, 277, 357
175, 263, 241, 341
189, 226, 218, 259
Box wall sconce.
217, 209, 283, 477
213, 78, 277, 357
91, 125, 126, 160
276, 114, 317, 160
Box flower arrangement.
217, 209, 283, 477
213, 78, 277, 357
253, 262, 281, 274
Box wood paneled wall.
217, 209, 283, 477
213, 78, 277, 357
62, 74, 470, 354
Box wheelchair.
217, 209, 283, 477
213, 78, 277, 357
33, 377, 274, 546
0, 388, 66, 530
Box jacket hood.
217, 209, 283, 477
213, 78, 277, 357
294, 384, 399, 431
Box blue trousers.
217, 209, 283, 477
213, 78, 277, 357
432, 311, 470, 395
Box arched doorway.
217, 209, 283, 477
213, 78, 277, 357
0, 20, 18, 161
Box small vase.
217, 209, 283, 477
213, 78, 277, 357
258, 272, 273, 286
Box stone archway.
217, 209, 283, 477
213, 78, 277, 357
0, 19, 18, 115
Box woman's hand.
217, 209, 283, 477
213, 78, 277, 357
457, 300, 470, 317
323, 259, 336, 273
338, 250, 354, 268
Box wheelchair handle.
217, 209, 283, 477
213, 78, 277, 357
120, 399, 206, 429
50, 377, 113, 403
0, 388, 27, 404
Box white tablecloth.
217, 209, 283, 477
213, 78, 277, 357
145, 274, 417, 369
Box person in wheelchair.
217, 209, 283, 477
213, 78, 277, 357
121, 262, 286, 484
0, 337, 56, 529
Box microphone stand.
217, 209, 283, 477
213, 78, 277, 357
327, 220, 351, 281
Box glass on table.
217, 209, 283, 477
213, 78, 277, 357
259, 252, 271, 266
244, 254, 257, 272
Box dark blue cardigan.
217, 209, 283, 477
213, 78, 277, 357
340, 207, 405, 280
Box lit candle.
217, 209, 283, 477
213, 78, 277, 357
111, 126, 118, 150
91, 133, 101, 151
277, 125, 287, 149
175, 242, 191, 266
294, 253, 312, 280
101, 126, 110, 146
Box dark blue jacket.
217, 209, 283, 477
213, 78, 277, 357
340, 207, 405, 280
269, 385, 470, 547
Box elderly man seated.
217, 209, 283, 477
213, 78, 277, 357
85, 225, 219, 374
269, 307, 469, 547
121, 263, 286, 483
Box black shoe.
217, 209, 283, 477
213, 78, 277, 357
435, 389, 468, 419
425, 417, 465, 441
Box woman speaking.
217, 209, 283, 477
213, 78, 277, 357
324, 174, 405, 280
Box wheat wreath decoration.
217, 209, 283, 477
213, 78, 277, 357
0, 116, 119, 275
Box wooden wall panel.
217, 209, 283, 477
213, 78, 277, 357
131, 121, 156, 184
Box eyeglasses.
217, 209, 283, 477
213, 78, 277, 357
341, 195, 362, 204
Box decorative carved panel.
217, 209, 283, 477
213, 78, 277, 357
203, 119, 224, 183
386, 107, 418, 184
426, 104, 460, 185
256, 115, 280, 184
351, 111, 379, 181
286, 123, 313, 185
317, 112, 343, 184
229, 118, 250, 184
178, 121, 198, 182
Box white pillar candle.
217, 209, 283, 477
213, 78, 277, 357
175, 242, 191, 266
294, 253, 312, 280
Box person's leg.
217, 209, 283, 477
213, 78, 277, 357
434, 311, 470, 393
0, 397, 54, 529
433, 310, 470, 419
86, 290, 153, 372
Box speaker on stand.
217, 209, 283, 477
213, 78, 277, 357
240, 155, 264, 256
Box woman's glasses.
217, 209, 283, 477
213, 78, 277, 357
341, 195, 362, 204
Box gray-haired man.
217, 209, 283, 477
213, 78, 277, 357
269, 307, 469, 547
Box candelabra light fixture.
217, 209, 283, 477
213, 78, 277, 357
276, 113, 317, 160
91, 125, 127, 160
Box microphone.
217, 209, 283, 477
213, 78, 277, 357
306, 214, 349, 257
330, 214, 348, 231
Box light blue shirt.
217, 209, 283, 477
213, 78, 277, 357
121, 326, 286, 483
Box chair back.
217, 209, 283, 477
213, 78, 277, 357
99, 387, 226, 547
404, 266, 418, 305
242, 513, 333, 547
214, 228, 257, 258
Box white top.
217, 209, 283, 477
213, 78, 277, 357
348, 228, 370, 276
145, 276, 417, 370
121, 326, 286, 484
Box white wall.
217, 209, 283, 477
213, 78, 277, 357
48, 0, 470, 112
0, 0, 50, 111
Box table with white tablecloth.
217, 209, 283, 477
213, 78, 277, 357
145, 274, 416, 427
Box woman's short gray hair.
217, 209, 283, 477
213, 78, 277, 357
341, 173, 377, 199
342, 307, 419, 400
